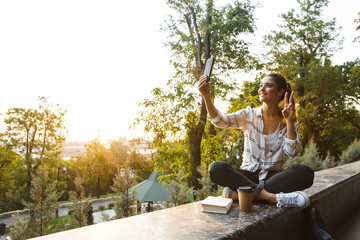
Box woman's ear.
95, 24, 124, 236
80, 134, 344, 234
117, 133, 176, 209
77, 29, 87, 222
278, 89, 285, 99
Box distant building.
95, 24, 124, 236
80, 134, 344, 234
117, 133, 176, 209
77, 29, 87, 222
62, 141, 87, 160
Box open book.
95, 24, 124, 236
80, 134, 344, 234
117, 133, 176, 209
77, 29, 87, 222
200, 196, 233, 214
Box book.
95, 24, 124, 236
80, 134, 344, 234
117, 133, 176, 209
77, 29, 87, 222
203, 55, 215, 81
200, 196, 233, 214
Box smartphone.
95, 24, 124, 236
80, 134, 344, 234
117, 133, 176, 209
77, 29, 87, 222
203, 56, 215, 82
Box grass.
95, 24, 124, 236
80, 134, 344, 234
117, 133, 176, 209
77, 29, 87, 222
49, 215, 69, 225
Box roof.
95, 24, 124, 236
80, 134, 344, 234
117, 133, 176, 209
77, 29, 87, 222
132, 170, 170, 202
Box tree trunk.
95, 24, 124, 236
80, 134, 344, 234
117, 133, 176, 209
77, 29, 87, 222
27, 169, 36, 224
189, 98, 208, 194
188, 0, 213, 197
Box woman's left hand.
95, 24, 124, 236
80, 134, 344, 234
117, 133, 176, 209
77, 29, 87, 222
282, 92, 296, 122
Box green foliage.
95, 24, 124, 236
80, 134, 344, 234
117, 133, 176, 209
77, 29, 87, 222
136, 0, 258, 142
111, 166, 137, 219
354, 12, 360, 43
322, 151, 337, 169
200, 133, 226, 167
47, 215, 73, 233
263, 0, 360, 159
98, 205, 105, 211
286, 139, 323, 171
67, 176, 93, 228
296, 60, 360, 157
286, 139, 337, 171
154, 139, 191, 183
127, 138, 155, 183
228, 78, 261, 112
109, 137, 129, 166
135, 0, 257, 191
64, 138, 154, 200
9, 213, 33, 240
2, 97, 66, 208
0, 146, 24, 212
3, 97, 66, 167
21, 167, 63, 237
84, 139, 116, 198
264, 0, 342, 72
165, 169, 193, 206
339, 139, 360, 165
193, 162, 220, 200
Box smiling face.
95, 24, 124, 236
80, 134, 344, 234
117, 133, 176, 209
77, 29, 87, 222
258, 76, 284, 104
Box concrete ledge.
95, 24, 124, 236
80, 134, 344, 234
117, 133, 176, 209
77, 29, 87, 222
30, 161, 360, 240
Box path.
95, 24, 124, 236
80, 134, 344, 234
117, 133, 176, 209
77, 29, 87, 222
0, 198, 114, 227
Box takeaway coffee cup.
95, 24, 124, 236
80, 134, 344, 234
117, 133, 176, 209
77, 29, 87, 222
237, 186, 253, 212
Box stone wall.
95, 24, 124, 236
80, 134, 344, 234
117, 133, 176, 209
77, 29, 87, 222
29, 161, 360, 240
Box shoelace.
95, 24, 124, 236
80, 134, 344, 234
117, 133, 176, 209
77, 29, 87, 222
276, 192, 298, 207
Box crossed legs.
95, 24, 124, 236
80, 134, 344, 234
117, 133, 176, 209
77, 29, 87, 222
208, 161, 314, 204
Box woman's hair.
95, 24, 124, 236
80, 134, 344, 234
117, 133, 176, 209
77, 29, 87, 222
266, 73, 296, 115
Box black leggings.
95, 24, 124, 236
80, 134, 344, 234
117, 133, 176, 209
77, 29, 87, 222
209, 161, 314, 201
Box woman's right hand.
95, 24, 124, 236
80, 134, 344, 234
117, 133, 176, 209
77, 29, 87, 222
198, 75, 211, 98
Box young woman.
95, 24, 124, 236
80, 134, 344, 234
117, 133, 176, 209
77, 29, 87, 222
198, 73, 314, 207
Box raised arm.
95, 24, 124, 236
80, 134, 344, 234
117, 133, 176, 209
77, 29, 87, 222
198, 75, 218, 119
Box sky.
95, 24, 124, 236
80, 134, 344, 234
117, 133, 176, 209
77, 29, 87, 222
0, 0, 359, 143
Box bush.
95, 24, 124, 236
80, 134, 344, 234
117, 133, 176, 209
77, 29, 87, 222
339, 139, 360, 165
164, 169, 193, 206
108, 203, 114, 209
322, 151, 337, 169
286, 139, 324, 171
193, 162, 220, 200
98, 205, 105, 211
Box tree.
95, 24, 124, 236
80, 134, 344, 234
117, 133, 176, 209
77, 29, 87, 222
285, 138, 323, 171
3, 97, 66, 197
263, 0, 360, 158
9, 212, 33, 240
109, 137, 129, 168
264, 0, 342, 76
67, 176, 94, 228
110, 137, 154, 183
153, 139, 191, 183
193, 162, 220, 200
110, 166, 137, 219
165, 168, 193, 206
135, 0, 257, 194
0, 145, 23, 212
23, 167, 63, 236
84, 139, 116, 198
127, 150, 154, 183
300, 60, 360, 157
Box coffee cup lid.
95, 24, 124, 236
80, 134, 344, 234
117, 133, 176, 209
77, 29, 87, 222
237, 186, 253, 193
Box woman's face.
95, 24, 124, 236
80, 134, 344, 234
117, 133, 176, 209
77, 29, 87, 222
258, 76, 284, 103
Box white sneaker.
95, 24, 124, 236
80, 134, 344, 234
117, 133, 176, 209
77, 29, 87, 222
276, 191, 310, 208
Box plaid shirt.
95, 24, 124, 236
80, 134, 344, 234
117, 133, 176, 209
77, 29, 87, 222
210, 106, 302, 180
